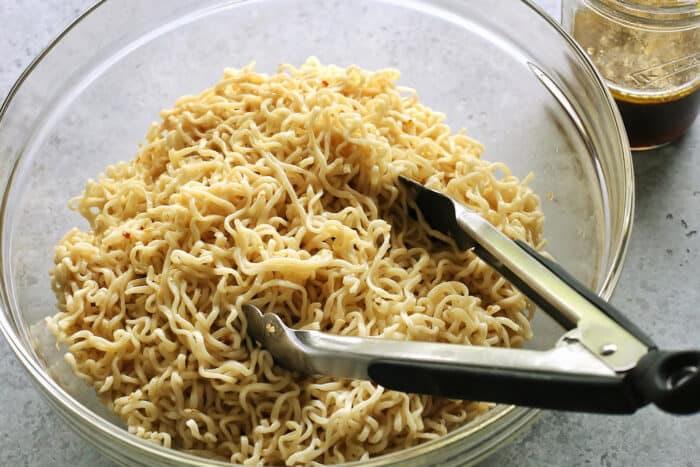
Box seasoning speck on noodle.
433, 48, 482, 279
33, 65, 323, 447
48, 58, 544, 465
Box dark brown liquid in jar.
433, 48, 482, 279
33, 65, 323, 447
612, 84, 700, 149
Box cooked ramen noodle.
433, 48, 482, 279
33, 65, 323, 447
49, 58, 544, 465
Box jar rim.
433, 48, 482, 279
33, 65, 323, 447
588, 0, 700, 24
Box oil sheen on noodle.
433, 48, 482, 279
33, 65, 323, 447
49, 59, 544, 465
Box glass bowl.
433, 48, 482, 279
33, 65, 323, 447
0, 0, 633, 465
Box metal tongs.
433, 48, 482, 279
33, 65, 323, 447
244, 176, 700, 415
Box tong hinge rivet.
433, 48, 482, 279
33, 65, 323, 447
600, 344, 618, 356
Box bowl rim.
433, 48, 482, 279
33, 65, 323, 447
0, 0, 634, 465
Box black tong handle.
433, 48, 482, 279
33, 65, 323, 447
368, 351, 700, 414
368, 360, 639, 414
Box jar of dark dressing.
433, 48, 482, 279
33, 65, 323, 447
562, 0, 699, 150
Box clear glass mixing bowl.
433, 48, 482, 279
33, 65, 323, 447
0, 0, 633, 465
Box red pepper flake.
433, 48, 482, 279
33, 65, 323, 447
122, 231, 131, 239
322, 80, 329, 87
139, 226, 144, 230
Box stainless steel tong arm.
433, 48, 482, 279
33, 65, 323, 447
242, 304, 614, 380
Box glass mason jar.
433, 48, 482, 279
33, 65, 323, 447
562, 0, 700, 150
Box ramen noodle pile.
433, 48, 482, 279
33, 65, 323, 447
49, 59, 544, 465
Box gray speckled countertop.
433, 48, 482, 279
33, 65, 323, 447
1, 1, 699, 466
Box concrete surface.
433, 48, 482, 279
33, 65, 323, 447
1, 0, 698, 466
